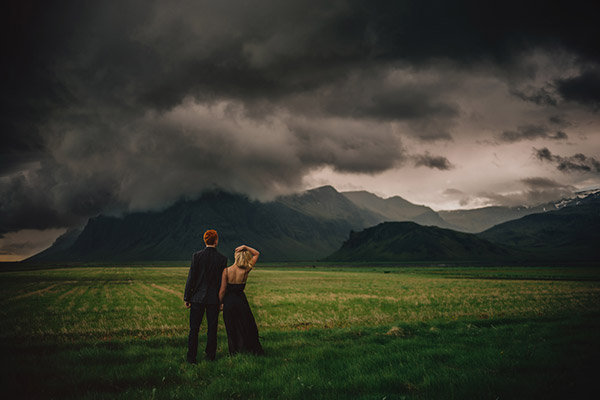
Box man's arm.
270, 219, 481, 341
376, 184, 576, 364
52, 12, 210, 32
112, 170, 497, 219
183, 253, 197, 306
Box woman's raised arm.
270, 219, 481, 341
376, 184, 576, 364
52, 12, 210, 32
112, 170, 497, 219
236, 245, 260, 267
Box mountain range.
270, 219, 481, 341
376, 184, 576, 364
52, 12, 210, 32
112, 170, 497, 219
329, 191, 600, 263
28, 186, 600, 263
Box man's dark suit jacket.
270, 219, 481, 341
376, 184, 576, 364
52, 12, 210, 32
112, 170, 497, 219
184, 247, 228, 304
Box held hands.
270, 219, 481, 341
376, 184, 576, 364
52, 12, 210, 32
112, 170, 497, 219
185, 301, 221, 311
235, 245, 246, 252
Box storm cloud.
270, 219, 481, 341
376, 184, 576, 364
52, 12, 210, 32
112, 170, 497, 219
499, 125, 568, 143
511, 87, 558, 107
413, 153, 454, 170
534, 148, 600, 173
556, 68, 600, 109
2, 0, 600, 244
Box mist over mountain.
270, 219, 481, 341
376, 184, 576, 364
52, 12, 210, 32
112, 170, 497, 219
438, 205, 550, 233
277, 186, 381, 229
342, 190, 455, 229
439, 189, 600, 233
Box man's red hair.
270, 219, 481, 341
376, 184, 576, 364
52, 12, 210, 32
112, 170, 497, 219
203, 229, 218, 245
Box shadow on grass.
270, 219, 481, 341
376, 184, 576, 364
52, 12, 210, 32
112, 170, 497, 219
1, 313, 599, 399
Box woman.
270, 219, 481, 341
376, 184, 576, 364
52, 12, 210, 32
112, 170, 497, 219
218, 244, 264, 355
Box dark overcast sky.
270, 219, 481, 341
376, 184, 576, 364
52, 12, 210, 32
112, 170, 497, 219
2, 0, 600, 259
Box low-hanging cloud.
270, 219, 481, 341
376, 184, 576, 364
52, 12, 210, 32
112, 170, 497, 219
1, 100, 411, 233
442, 188, 471, 206
521, 177, 568, 189
444, 177, 576, 208
477, 177, 575, 207
0, 159, 123, 234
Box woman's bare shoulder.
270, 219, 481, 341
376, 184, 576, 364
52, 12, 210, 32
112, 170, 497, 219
223, 265, 235, 278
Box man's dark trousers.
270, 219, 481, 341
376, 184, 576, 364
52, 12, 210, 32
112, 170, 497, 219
187, 303, 219, 362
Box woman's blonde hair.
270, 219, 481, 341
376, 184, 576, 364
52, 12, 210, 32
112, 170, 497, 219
234, 248, 253, 269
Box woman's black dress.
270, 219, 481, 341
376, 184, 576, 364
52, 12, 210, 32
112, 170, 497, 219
222, 283, 264, 355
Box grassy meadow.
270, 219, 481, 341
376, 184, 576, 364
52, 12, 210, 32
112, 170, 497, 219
1, 264, 599, 399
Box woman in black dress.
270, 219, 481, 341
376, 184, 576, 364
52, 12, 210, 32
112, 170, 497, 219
218, 244, 264, 355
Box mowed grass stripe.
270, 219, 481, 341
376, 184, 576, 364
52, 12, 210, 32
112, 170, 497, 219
150, 283, 182, 297
8, 282, 69, 301
0, 280, 43, 302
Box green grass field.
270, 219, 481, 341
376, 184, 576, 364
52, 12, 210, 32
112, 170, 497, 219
1, 264, 599, 399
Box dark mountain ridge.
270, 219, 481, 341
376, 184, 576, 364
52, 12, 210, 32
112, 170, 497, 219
29, 191, 358, 262
478, 199, 600, 262
325, 221, 515, 262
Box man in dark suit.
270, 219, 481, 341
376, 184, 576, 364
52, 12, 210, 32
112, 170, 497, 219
184, 229, 228, 363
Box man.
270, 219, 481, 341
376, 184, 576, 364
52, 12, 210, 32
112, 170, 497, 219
184, 229, 228, 363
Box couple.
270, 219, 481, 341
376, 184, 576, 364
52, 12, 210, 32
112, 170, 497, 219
183, 229, 263, 363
